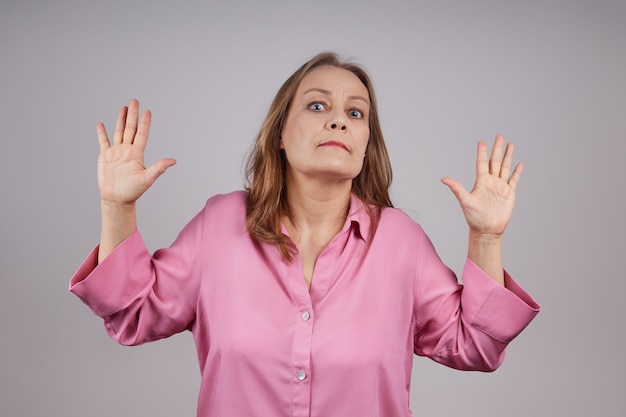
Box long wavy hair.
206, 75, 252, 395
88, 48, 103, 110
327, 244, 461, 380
245, 52, 393, 261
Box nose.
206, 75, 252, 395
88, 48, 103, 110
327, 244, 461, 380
327, 113, 347, 131
330, 122, 346, 131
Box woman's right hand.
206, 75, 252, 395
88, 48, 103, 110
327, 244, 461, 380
97, 99, 176, 207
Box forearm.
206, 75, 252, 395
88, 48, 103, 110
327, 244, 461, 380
467, 230, 504, 286
98, 200, 138, 263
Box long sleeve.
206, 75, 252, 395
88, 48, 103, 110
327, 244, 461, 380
69, 208, 206, 346
68, 192, 540, 417
411, 228, 540, 371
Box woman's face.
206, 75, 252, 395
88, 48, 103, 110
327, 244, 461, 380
280, 65, 370, 186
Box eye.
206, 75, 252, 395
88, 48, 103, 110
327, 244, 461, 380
349, 109, 363, 119
309, 102, 326, 111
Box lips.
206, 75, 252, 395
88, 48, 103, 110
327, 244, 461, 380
319, 140, 349, 151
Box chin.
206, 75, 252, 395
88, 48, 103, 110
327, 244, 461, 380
316, 167, 362, 182
289, 160, 363, 183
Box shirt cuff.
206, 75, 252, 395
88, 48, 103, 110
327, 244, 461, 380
461, 258, 540, 343
68, 230, 152, 317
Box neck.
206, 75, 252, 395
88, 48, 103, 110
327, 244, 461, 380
284, 176, 352, 242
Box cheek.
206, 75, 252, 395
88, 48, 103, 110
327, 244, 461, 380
278, 133, 304, 164
280, 118, 307, 148
356, 127, 370, 151
279, 124, 297, 151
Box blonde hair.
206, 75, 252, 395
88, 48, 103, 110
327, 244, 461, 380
245, 52, 393, 261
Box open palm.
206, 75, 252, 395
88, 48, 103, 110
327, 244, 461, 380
97, 99, 176, 205
441, 135, 523, 237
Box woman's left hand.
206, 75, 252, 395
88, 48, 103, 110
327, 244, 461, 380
441, 135, 523, 237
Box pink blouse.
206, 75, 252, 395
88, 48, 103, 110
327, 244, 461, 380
70, 191, 539, 417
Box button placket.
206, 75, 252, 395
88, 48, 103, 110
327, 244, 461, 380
285, 256, 315, 416
294, 309, 312, 384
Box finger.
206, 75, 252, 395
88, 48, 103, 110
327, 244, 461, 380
122, 99, 139, 144
133, 110, 152, 151
441, 177, 470, 204
96, 122, 110, 153
476, 140, 489, 177
144, 158, 177, 186
508, 162, 524, 191
489, 135, 505, 176
500, 142, 515, 179
113, 105, 128, 145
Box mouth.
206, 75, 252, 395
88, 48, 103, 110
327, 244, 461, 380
319, 140, 349, 152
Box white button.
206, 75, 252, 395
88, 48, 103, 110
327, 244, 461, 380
301, 311, 311, 321
296, 369, 306, 380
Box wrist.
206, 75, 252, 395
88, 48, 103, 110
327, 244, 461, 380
467, 231, 505, 286
468, 229, 504, 246
100, 199, 137, 235
101, 199, 136, 214
98, 200, 137, 263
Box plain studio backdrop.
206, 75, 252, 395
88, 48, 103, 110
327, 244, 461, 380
1, 0, 624, 416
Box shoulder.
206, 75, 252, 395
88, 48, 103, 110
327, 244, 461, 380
203, 190, 248, 212
197, 190, 249, 233
379, 206, 424, 232
375, 206, 428, 244
175, 191, 252, 257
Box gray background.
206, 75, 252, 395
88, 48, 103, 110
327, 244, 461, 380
1, 0, 624, 416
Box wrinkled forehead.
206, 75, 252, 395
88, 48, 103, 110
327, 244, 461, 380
297, 65, 370, 101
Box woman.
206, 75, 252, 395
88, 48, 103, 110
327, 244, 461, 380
70, 52, 540, 416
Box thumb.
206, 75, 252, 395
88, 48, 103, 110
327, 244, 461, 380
441, 177, 469, 203
145, 158, 177, 185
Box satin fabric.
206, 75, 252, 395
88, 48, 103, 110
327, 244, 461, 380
70, 191, 539, 417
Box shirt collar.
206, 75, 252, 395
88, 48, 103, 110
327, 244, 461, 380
345, 194, 372, 242
280, 194, 373, 243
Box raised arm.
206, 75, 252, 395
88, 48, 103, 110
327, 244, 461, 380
441, 135, 523, 286
96, 99, 176, 262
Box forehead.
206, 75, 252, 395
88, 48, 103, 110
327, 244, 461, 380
297, 65, 369, 98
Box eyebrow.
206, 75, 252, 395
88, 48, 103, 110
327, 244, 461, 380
302, 87, 370, 106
